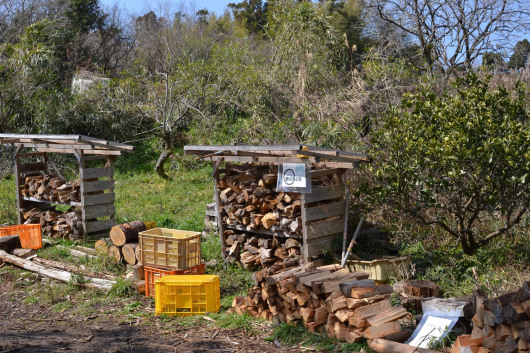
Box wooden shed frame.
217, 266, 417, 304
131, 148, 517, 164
0, 134, 133, 237
184, 144, 370, 262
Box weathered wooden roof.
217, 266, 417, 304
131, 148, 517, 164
184, 144, 370, 168
0, 134, 134, 155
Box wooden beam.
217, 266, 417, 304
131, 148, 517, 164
304, 184, 346, 203
305, 201, 346, 222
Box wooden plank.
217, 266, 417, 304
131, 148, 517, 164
84, 204, 116, 219
0, 134, 133, 151
297, 150, 370, 163
83, 193, 115, 206
185, 144, 303, 153
306, 218, 344, 239
22, 196, 82, 208
305, 201, 345, 222
304, 234, 339, 258
82, 180, 115, 193
85, 219, 115, 233
17, 152, 46, 157
83, 167, 115, 179
301, 191, 309, 262
19, 162, 46, 173
84, 155, 109, 161
213, 173, 226, 254
211, 156, 354, 169
225, 224, 302, 239
304, 184, 346, 203
310, 168, 344, 178
32, 148, 121, 155
14, 148, 23, 225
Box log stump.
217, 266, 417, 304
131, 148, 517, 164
109, 221, 146, 246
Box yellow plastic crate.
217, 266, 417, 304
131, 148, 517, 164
155, 275, 220, 317
139, 228, 201, 270
342, 256, 411, 283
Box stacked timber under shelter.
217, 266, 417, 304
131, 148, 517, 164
184, 144, 370, 267
0, 134, 133, 240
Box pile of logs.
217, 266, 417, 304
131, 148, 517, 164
95, 220, 146, 266
452, 281, 530, 353
21, 174, 81, 203
22, 204, 84, 240
224, 229, 301, 269
231, 262, 413, 343
218, 163, 336, 237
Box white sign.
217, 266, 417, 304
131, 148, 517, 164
280, 163, 307, 188
408, 316, 453, 348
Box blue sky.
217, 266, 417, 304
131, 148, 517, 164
99, 0, 238, 16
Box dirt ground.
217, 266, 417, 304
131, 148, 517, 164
0, 265, 289, 353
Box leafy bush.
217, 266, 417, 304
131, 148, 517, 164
363, 73, 529, 255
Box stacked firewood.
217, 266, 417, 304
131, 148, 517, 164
21, 174, 81, 203
22, 205, 84, 240
95, 220, 146, 265
218, 163, 337, 236
231, 263, 413, 343
224, 229, 301, 269
452, 281, 530, 353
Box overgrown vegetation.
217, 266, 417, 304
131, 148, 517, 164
0, 0, 529, 349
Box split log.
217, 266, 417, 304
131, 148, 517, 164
108, 245, 122, 262
11, 248, 37, 259
109, 220, 147, 246
363, 321, 402, 339
0, 249, 115, 291
94, 238, 111, 254
122, 243, 139, 265
403, 279, 440, 297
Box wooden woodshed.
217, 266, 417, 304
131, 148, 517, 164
184, 144, 370, 263
0, 134, 133, 238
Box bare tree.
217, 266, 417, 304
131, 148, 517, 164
367, 0, 530, 75
121, 7, 211, 178
0, 0, 67, 43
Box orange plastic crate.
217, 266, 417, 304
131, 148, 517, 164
144, 263, 205, 298
0, 224, 42, 249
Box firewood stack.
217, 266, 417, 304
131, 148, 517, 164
22, 205, 83, 240
21, 174, 81, 203
452, 281, 530, 353
224, 229, 302, 269
95, 220, 159, 267
230, 263, 413, 343
218, 163, 338, 268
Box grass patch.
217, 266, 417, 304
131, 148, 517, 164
114, 158, 213, 231
107, 278, 136, 298
266, 323, 372, 352
209, 312, 260, 333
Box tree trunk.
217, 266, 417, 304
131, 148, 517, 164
155, 135, 173, 179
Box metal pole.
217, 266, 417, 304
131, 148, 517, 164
341, 190, 350, 261
341, 216, 364, 268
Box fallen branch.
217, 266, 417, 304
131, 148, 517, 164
57, 245, 97, 260
31, 257, 115, 281
0, 250, 115, 291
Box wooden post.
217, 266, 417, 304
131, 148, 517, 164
14, 145, 23, 224
212, 158, 226, 253
106, 156, 116, 226
300, 191, 309, 263
76, 149, 87, 236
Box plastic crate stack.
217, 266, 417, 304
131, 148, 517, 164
0, 224, 42, 249
138, 228, 205, 298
